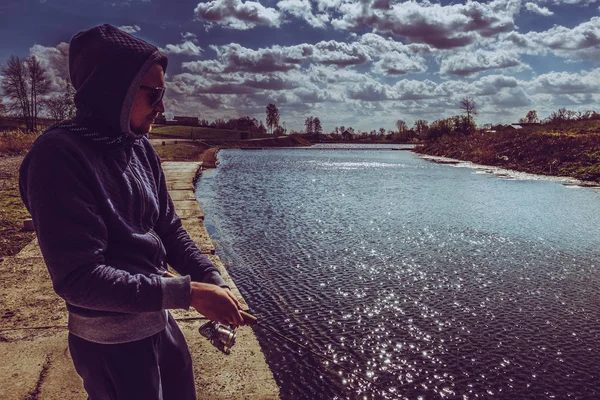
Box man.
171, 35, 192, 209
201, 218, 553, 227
19, 24, 244, 399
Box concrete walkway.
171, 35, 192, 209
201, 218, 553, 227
0, 162, 280, 399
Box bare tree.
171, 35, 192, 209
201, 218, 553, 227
266, 103, 280, 135
1, 55, 50, 131
413, 119, 429, 137
0, 102, 6, 117
459, 96, 478, 121
313, 117, 322, 136
64, 79, 76, 118
44, 94, 69, 122
396, 119, 407, 132
304, 116, 313, 135
1, 56, 31, 129
26, 56, 50, 130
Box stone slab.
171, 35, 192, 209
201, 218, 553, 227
181, 220, 215, 254
169, 190, 196, 201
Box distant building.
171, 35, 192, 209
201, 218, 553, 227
173, 116, 199, 126
341, 130, 353, 141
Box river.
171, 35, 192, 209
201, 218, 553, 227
196, 144, 600, 399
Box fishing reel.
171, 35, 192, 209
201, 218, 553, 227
198, 311, 257, 354
199, 321, 237, 354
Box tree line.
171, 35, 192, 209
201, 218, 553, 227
1, 55, 75, 131
2, 55, 598, 141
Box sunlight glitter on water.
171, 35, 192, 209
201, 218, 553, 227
198, 147, 600, 399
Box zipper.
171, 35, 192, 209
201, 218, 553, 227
129, 156, 147, 228
148, 229, 165, 271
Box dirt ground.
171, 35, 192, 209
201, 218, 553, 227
0, 156, 35, 259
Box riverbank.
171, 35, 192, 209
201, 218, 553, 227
0, 158, 280, 399
415, 130, 600, 184
0, 156, 35, 259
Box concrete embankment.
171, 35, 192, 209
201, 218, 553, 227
0, 161, 280, 399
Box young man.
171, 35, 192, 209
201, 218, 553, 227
19, 24, 243, 399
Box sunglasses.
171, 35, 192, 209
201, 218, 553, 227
139, 85, 165, 107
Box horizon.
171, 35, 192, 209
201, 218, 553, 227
1, 0, 600, 133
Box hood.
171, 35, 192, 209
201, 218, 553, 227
68, 24, 168, 140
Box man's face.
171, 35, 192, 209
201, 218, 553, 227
130, 64, 165, 135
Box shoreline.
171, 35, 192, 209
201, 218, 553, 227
414, 130, 600, 185
416, 153, 600, 187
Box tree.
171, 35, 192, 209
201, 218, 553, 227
313, 117, 322, 136
273, 125, 286, 136
396, 119, 407, 132
0, 102, 5, 117
413, 119, 429, 137
45, 94, 68, 121
266, 103, 279, 135
379, 127, 386, 136
304, 116, 313, 135
1, 55, 50, 131
519, 110, 538, 124
44, 80, 76, 122
26, 56, 50, 130
459, 96, 477, 121
1, 56, 31, 128
64, 79, 76, 118
258, 120, 267, 135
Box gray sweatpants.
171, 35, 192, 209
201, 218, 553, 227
69, 313, 196, 400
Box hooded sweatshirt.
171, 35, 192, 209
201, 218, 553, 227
19, 24, 226, 344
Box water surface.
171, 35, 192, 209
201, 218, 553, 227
196, 145, 600, 399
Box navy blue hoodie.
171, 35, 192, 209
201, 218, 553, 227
19, 24, 225, 343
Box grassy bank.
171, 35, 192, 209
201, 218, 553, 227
415, 129, 600, 183
0, 156, 35, 258
0, 131, 41, 257
154, 141, 210, 161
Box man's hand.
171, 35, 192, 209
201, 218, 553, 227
190, 282, 245, 326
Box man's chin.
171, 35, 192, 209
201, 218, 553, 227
131, 122, 152, 136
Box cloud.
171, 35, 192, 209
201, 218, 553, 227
118, 25, 141, 34
439, 49, 524, 76
347, 81, 390, 101
505, 17, 600, 60
331, 0, 518, 49
204, 40, 374, 74
160, 41, 203, 56
194, 0, 282, 30
209, 43, 307, 73
29, 42, 70, 91
524, 3, 554, 16
372, 52, 427, 75
181, 60, 225, 74
182, 32, 198, 42
528, 69, 600, 94
313, 40, 370, 66
474, 74, 519, 95
488, 88, 532, 108
277, 0, 329, 28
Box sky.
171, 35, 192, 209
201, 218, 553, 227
2, 0, 600, 133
